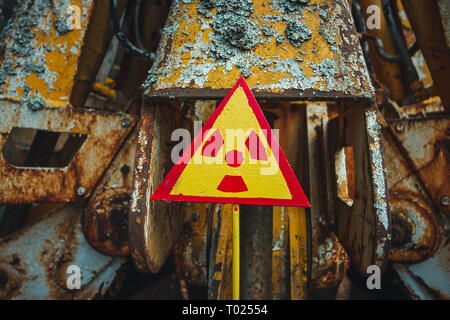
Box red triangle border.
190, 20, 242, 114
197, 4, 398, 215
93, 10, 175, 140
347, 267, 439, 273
151, 77, 310, 207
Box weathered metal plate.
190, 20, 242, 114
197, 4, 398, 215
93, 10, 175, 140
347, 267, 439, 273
144, 0, 374, 102
381, 112, 448, 263
0, 100, 135, 203
129, 103, 187, 273
394, 240, 450, 300
387, 116, 450, 216
328, 105, 391, 274
0, 204, 125, 299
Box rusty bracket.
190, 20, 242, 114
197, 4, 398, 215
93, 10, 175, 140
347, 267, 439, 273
328, 104, 391, 274
129, 102, 189, 273
0, 100, 136, 204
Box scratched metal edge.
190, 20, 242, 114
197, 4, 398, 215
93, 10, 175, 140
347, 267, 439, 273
365, 108, 391, 272
129, 103, 154, 273
143, 87, 375, 104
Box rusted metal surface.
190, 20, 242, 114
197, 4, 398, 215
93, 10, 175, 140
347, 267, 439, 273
380, 110, 448, 263
273, 103, 309, 299
0, 0, 136, 204
309, 103, 350, 290
0, 204, 125, 299
357, 0, 408, 102
173, 100, 216, 285
328, 105, 391, 274
400, 96, 445, 118
389, 195, 442, 263
175, 202, 213, 285
287, 207, 309, 299
144, 0, 374, 102
0, 101, 135, 203
240, 205, 273, 300
380, 99, 449, 299
387, 116, 450, 216
437, 0, 450, 49
208, 204, 233, 300
83, 127, 138, 257
401, 0, 450, 111
129, 102, 188, 273
274, 103, 311, 298
311, 232, 349, 290
83, 189, 131, 257
289, 102, 349, 290
272, 206, 289, 299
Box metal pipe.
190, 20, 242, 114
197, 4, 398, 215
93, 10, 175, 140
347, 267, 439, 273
232, 204, 240, 300
358, 32, 419, 63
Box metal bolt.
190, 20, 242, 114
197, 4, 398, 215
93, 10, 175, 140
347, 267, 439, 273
77, 187, 85, 196
121, 117, 130, 128
391, 212, 413, 248
394, 123, 405, 132
441, 196, 450, 206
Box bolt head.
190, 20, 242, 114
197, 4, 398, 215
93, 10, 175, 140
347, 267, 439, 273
441, 196, 450, 206
395, 123, 405, 132
121, 117, 130, 128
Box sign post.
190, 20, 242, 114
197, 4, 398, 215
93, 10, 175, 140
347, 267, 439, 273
232, 203, 240, 300
151, 77, 310, 299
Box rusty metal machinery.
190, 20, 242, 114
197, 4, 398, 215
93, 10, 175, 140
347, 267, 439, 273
0, 0, 448, 300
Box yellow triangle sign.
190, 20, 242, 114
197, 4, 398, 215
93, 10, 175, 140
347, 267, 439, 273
151, 77, 309, 207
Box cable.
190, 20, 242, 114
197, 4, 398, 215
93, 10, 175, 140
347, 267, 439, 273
109, 0, 155, 61
358, 32, 419, 63
134, 0, 146, 50
380, 0, 418, 81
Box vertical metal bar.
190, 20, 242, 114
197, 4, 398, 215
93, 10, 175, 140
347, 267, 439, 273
240, 204, 273, 300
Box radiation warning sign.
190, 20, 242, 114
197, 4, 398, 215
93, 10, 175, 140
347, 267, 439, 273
151, 77, 310, 207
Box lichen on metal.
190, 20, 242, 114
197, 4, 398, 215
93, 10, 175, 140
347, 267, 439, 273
0, 0, 93, 109
144, 0, 374, 101
366, 110, 389, 233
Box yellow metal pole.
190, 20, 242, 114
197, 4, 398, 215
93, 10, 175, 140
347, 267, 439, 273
232, 204, 240, 300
